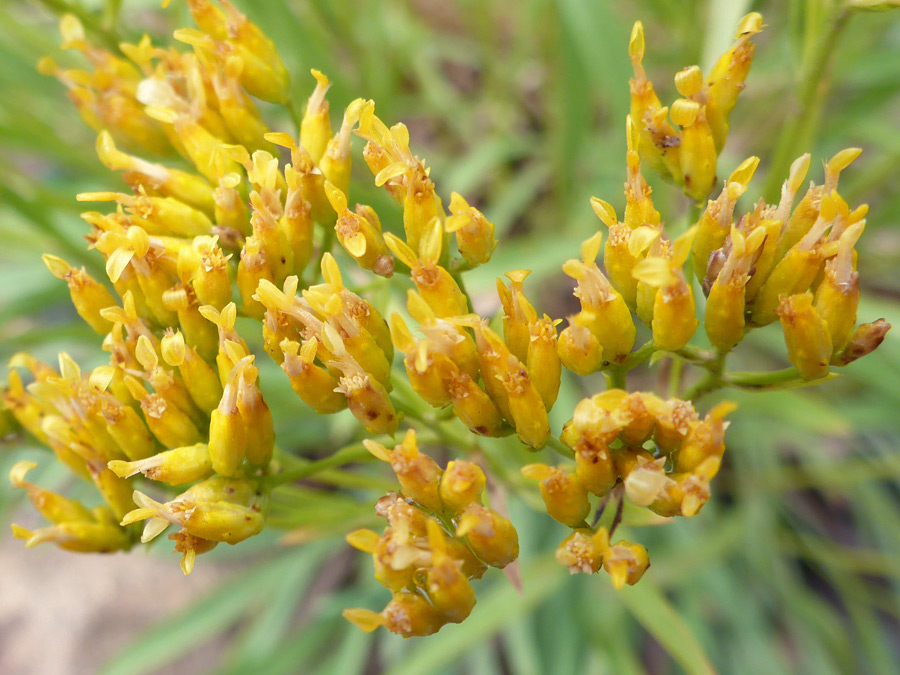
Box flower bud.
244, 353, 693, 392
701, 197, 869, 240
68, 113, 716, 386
234, 358, 274, 468
207, 361, 247, 477
237, 236, 276, 320
43, 255, 116, 334
365, 430, 442, 512
705, 225, 767, 351
558, 322, 605, 376
160, 330, 223, 413
455, 503, 519, 568
95, 131, 214, 214
627, 23, 682, 182
670, 97, 716, 202
603, 541, 650, 589
424, 520, 476, 623
439, 460, 486, 515
320, 99, 363, 195
125, 377, 202, 450
521, 464, 590, 527
344, 592, 443, 638
445, 192, 496, 265
556, 528, 610, 575
814, 222, 864, 353
673, 401, 736, 473
300, 70, 332, 162
497, 364, 550, 449
385, 225, 466, 317
444, 367, 505, 437
573, 440, 617, 498
108, 443, 212, 486
11, 519, 131, 553
279, 339, 347, 414
527, 315, 562, 411
402, 163, 442, 257
705, 13, 763, 151
833, 319, 891, 366
10, 461, 94, 524
776, 293, 833, 380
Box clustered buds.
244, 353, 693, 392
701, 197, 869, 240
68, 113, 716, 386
698, 149, 888, 374
629, 14, 763, 201
343, 431, 517, 636
522, 391, 732, 585
2, 4, 892, 634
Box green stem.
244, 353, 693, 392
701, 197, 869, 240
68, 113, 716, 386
724, 366, 835, 391
452, 269, 473, 309
102, 0, 122, 32
262, 443, 375, 486
673, 345, 715, 366
306, 223, 336, 286
36, 0, 121, 52
284, 100, 304, 137
605, 365, 627, 390
762, 7, 852, 200
668, 358, 684, 398
622, 340, 655, 370
545, 435, 574, 459
681, 349, 727, 401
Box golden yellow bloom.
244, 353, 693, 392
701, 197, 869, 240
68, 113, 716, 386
691, 156, 758, 279
108, 443, 212, 486
627, 22, 681, 182
563, 232, 636, 364
521, 464, 590, 527
776, 293, 833, 380
445, 192, 497, 266
705, 13, 764, 151
300, 69, 332, 162
439, 460, 487, 515
121, 475, 266, 554
603, 540, 650, 589
344, 593, 443, 638
556, 528, 611, 575
633, 226, 699, 351
364, 430, 443, 512
455, 503, 519, 568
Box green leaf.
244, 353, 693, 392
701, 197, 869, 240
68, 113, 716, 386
616, 580, 716, 675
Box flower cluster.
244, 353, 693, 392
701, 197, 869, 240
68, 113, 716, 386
2, 1, 891, 640
629, 15, 762, 201
524, 390, 732, 584
343, 430, 517, 637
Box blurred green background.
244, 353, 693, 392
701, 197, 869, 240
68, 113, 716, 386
1, 0, 900, 673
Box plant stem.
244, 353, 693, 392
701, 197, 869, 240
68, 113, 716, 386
262, 443, 375, 486
37, 0, 121, 52
306, 223, 336, 286
762, 6, 852, 200
606, 366, 627, 390
724, 367, 836, 391
284, 100, 304, 137
681, 349, 727, 401
668, 358, 684, 398
452, 269, 473, 309
545, 435, 574, 459
622, 340, 655, 370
